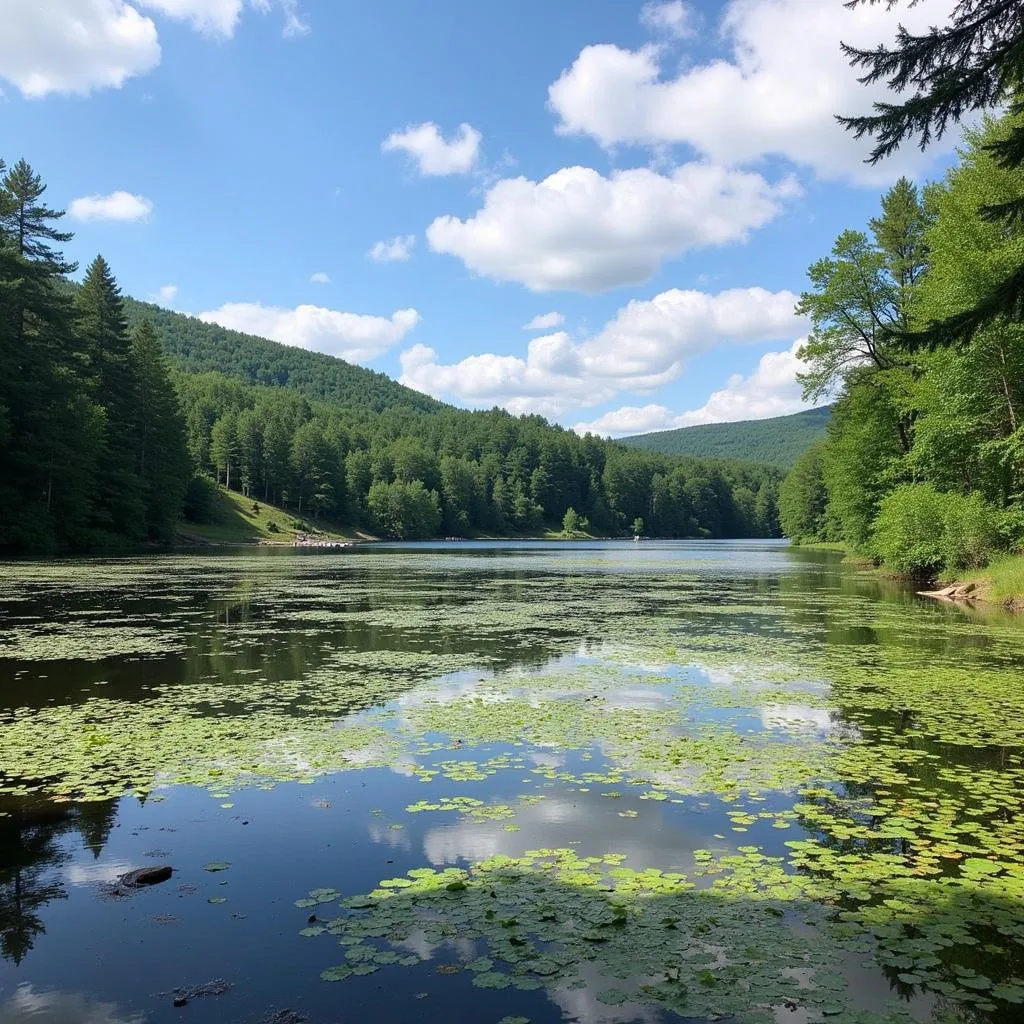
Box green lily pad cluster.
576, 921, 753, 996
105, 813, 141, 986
301, 849, 925, 1024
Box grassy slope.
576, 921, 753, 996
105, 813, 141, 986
620, 406, 831, 468
953, 555, 1024, 611
177, 486, 367, 545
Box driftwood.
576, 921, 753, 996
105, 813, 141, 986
917, 582, 978, 602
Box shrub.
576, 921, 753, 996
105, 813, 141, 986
940, 490, 1000, 572
997, 502, 1024, 553
870, 484, 946, 575
871, 483, 1001, 576
267, 521, 280, 534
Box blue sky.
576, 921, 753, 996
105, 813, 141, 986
1, 0, 958, 434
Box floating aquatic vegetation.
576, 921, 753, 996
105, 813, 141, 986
303, 848, 925, 1024
2, 546, 1024, 1019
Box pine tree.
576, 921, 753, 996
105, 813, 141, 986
211, 411, 240, 489
1, 159, 75, 273
0, 160, 99, 549
840, 0, 1024, 344
77, 255, 146, 541
132, 319, 192, 541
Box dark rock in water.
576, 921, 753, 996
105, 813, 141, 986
121, 865, 173, 886
172, 995, 188, 1008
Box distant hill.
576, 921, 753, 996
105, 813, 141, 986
621, 406, 831, 468
123, 298, 442, 415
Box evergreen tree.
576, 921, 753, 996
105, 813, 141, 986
131, 320, 192, 541
210, 411, 240, 489
0, 161, 100, 549
76, 255, 146, 542
1, 159, 75, 273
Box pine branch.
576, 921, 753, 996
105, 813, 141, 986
892, 260, 1024, 350
836, 0, 1024, 164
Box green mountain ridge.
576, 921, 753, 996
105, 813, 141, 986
123, 297, 442, 415
621, 406, 831, 468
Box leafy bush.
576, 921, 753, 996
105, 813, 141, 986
267, 521, 280, 534
871, 483, 1001, 576
940, 490, 1000, 572
871, 484, 945, 575
997, 502, 1024, 553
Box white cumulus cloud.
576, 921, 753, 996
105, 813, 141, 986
574, 339, 812, 437
0, 0, 161, 98
368, 234, 416, 263
310, 271, 330, 284
523, 312, 565, 331
427, 162, 798, 293
400, 286, 804, 418
640, 0, 695, 39
549, 0, 960, 183
155, 283, 178, 304
0, 0, 306, 99
198, 302, 420, 363
382, 122, 482, 176
138, 0, 244, 36
68, 191, 154, 222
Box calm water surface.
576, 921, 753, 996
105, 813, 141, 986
0, 541, 1022, 1024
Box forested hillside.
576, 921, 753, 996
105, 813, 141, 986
622, 407, 831, 468
122, 298, 440, 414
780, 108, 1024, 578
0, 157, 783, 551
175, 372, 782, 542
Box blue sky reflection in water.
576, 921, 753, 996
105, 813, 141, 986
0, 542, 1023, 1023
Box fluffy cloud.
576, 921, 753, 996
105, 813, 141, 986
155, 283, 178, 304
549, 0, 960, 183
400, 286, 803, 418
138, 0, 244, 36
310, 271, 330, 284
68, 191, 154, 222
640, 0, 695, 39
141, 0, 308, 37
0, 0, 161, 98
574, 339, 811, 437
198, 302, 420, 363
368, 234, 416, 263
382, 122, 481, 176
523, 312, 565, 331
0, 0, 306, 98
427, 163, 798, 293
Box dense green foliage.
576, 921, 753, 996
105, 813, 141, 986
777, 444, 832, 543
842, 1, 1024, 346
0, 159, 784, 550
0, 159, 190, 550
174, 369, 782, 540
782, 113, 1024, 576
621, 406, 830, 468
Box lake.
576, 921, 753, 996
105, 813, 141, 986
0, 540, 1022, 1024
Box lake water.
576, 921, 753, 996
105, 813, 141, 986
0, 540, 1022, 1024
